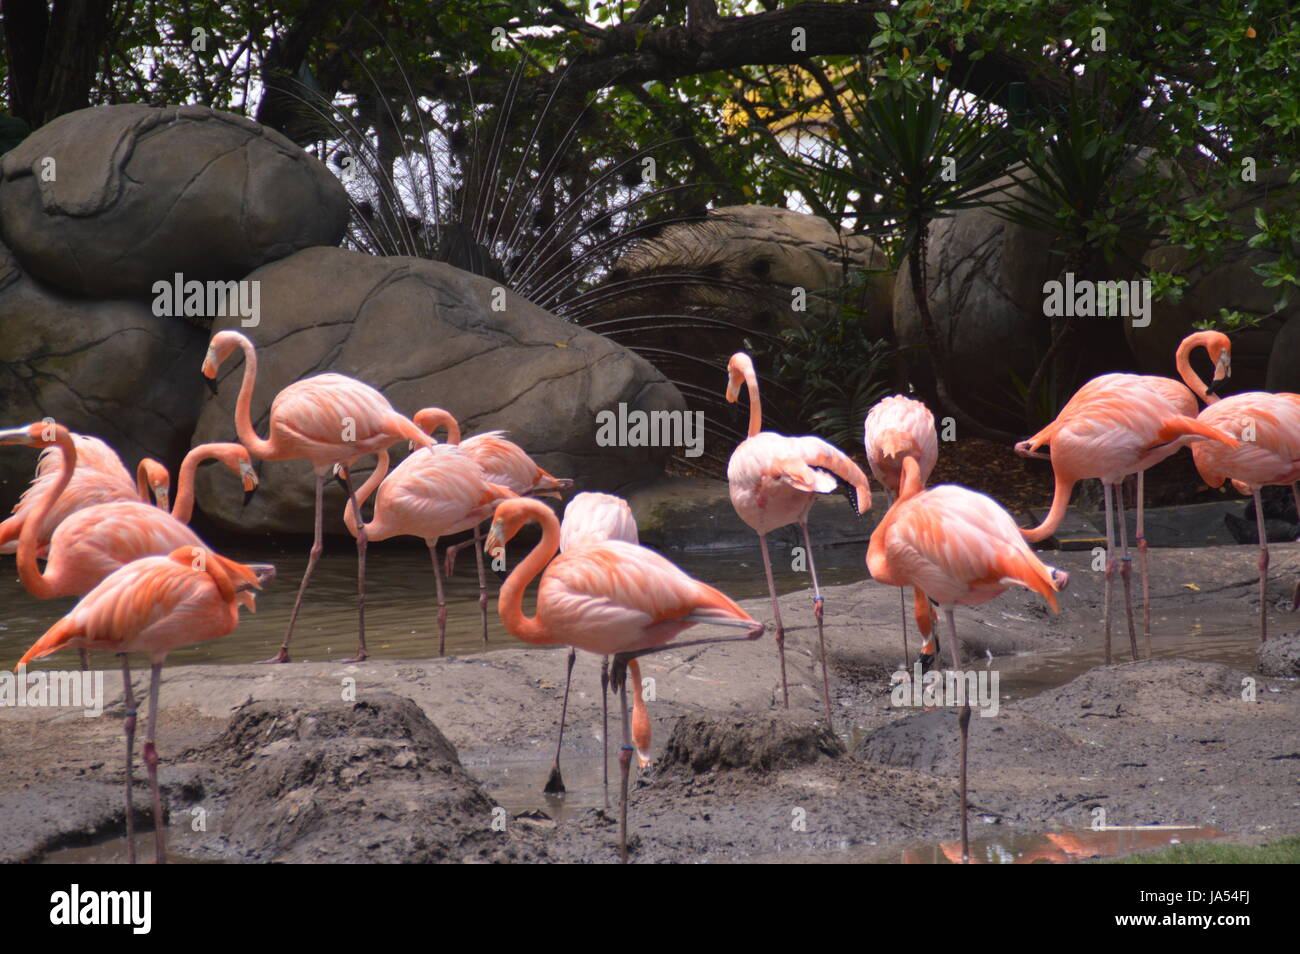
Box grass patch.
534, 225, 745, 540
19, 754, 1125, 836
1099, 835, 1300, 864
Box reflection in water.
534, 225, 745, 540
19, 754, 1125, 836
898, 826, 1224, 864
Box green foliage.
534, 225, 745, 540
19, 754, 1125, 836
755, 274, 896, 450
1098, 835, 1300, 865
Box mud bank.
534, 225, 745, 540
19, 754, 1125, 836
1, 543, 1297, 863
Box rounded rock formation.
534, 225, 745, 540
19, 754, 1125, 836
193, 246, 687, 534
0, 104, 349, 300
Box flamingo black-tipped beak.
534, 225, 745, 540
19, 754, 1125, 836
1204, 377, 1221, 396
243, 487, 257, 507
205, 376, 220, 396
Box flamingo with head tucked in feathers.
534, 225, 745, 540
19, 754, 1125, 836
544, 491, 643, 797
1189, 391, 1300, 641
201, 330, 433, 663
864, 394, 940, 664
415, 408, 573, 646
725, 352, 872, 726
337, 443, 516, 656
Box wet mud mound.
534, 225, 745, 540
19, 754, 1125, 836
195, 693, 538, 862
658, 711, 844, 774
1258, 633, 1300, 676
1021, 659, 1248, 728
853, 708, 1079, 776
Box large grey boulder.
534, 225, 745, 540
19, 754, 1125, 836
0, 104, 348, 300
193, 246, 686, 534
0, 240, 205, 512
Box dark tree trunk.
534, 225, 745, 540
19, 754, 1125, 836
4, 0, 112, 128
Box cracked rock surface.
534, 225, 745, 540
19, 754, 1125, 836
0, 104, 348, 300
193, 246, 686, 533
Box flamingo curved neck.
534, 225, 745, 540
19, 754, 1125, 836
498, 500, 560, 646
18, 430, 75, 598
171, 445, 219, 524
1175, 335, 1213, 405
231, 336, 277, 459
743, 368, 762, 437
135, 460, 151, 503
1020, 472, 1075, 543
343, 451, 391, 537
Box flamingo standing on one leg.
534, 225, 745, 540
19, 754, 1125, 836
202, 330, 434, 663
1017, 391, 1238, 663
724, 352, 871, 724
864, 394, 939, 664
338, 445, 516, 656
415, 408, 573, 645
1, 433, 172, 556
868, 455, 1069, 863
545, 491, 642, 796
13, 545, 267, 865
1190, 392, 1300, 641
485, 497, 763, 863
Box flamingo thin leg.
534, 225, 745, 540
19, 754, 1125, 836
1116, 481, 1139, 661
120, 653, 137, 865
1136, 470, 1152, 652
1255, 490, 1269, 642
1102, 481, 1116, 665
799, 520, 833, 729
339, 467, 369, 663
544, 648, 576, 794
143, 662, 166, 865
614, 657, 632, 864
428, 539, 448, 656
757, 533, 789, 708
473, 525, 488, 646
270, 471, 326, 663
600, 656, 610, 809
944, 608, 970, 865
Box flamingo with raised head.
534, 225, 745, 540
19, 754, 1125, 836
485, 497, 762, 862
202, 330, 433, 663
545, 491, 642, 796
14, 545, 266, 865
864, 394, 940, 663
1, 432, 171, 556
725, 352, 871, 724
415, 407, 573, 645
1017, 388, 1238, 663
869, 455, 1068, 863
1189, 391, 1300, 641
338, 444, 515, 656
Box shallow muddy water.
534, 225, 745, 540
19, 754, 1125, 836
0, 538, 866, 667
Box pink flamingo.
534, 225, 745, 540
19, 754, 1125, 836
202, 330, 433, 663
1, 433, 171, 556
485, 497, 762, 862
545, 491, 642, 796
14, 544, 266, 865
1189, 392, 1300, 641
868, 454, 1068, 863
0, 424, 260, 666
339, 444, 515, 656
415, 408, 573, 644
1032, 331, 1232, 640
864, 394, 939, 662
725, 352, 872, 724
1017, 388, 1238, 663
